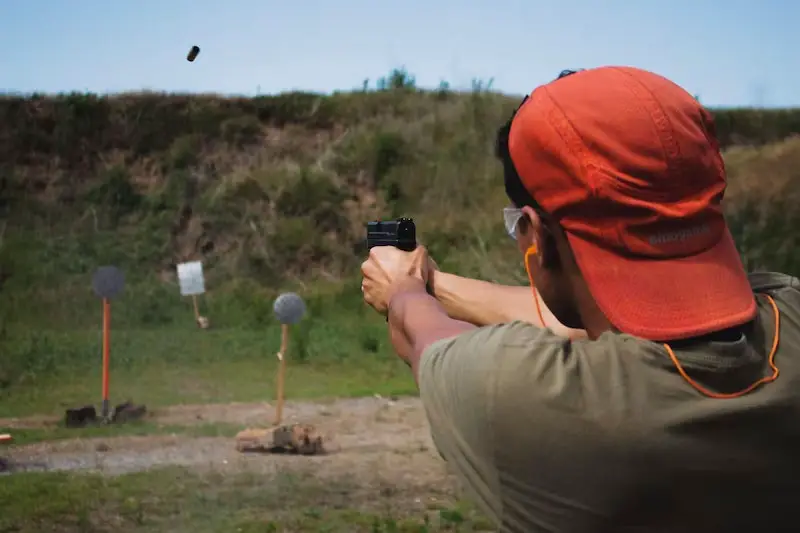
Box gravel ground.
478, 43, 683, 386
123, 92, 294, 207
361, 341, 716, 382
1, 396, 455, 494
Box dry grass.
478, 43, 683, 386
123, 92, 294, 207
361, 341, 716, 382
724, 134, 800, 203
1, 82, 799, 307
723, 135, 800, 271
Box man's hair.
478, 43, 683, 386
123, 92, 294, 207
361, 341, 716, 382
496, 69, 583, 213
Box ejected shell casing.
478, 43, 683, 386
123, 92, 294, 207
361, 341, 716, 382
187, 46, 200, 62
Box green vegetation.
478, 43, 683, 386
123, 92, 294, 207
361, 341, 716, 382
2, 70, 799, 405
1, 68, 799, 532
0, 466, 493, 532
0, 320, 415, 417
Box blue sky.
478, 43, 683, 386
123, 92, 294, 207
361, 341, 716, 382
1, 0, 797, 107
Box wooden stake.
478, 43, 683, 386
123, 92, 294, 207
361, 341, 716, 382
192, 294, 200, 320
274, 324, 290, 425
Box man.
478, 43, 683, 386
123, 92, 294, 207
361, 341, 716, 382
360, 66, 800, 532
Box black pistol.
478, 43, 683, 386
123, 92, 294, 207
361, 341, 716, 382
366, 217, 417, 252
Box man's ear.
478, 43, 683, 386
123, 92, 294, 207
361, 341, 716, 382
521, 205, 560, 270
520, 206, 542, 247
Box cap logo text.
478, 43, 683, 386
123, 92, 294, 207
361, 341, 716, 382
648, 224, 711, 246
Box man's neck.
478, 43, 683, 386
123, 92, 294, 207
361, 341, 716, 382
660, 324, 750, 348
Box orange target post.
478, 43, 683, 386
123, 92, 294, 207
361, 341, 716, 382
101, 297, 111, 418
91, 266, 125, 420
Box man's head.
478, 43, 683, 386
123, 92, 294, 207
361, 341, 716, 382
496, 66, 757, 341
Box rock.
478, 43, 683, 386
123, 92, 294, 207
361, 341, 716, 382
65, 405, 97, 428
235, 423, 326, 455
111, 401, 147, 423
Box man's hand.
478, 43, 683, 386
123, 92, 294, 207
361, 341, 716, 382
362, 245, 475, 382
361, 246, 430, 315
425, 255, 439, 294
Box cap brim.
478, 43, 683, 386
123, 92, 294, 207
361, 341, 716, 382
566, 227, 757, 341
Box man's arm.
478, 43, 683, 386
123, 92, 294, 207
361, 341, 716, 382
430, 270, 587, 339
386, 278, 476, 385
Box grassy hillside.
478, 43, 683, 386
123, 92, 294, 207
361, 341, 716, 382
1, 71, 800, 411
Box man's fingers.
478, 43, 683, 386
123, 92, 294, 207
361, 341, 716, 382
410, 246, 429, 273
363, 246, 392, 273
427, 252, 439, 271
368, 245, 394, 259
361, 257, 381, 280
361, 284, 385, 314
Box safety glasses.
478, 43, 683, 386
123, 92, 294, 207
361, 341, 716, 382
503, 207, 524, 240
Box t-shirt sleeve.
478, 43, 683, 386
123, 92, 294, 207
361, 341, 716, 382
417, 323, 522, 522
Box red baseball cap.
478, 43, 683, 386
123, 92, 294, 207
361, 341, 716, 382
508, 66, 756, 341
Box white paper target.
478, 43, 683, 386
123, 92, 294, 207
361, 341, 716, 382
176, 261, 205, 296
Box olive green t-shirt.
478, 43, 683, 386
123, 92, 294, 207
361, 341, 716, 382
419, 272, 800, 533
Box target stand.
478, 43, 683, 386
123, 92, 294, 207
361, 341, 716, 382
235, 292, 326, 455
64, 266, 146, 428
176, 261, 210, 329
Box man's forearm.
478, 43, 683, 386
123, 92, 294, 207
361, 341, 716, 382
387, 280, 475, 384
430, 271, 587, 339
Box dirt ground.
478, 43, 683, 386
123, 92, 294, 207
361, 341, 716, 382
0, 396, 458, 496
